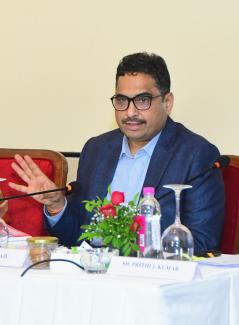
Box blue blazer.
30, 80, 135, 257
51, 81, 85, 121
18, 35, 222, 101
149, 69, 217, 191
46, 117, 225, 252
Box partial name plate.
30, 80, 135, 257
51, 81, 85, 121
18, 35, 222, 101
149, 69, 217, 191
107, 256, 199, 281
50, 252, 83, 273
0, 248, 27, 268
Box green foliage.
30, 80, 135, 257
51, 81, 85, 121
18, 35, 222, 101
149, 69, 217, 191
79, 193, 139, 256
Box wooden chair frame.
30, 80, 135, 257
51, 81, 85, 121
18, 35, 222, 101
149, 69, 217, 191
0, 148, 68, 187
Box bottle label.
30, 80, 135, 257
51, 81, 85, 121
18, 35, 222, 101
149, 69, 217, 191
151, 214, 161, 250
139, 234, 145, 251
137, 215, 146, 253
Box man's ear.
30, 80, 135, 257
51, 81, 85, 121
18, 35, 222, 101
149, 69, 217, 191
164, 92, 174, 114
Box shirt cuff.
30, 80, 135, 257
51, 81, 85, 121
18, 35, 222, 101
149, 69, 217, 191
44, 198, 67, 227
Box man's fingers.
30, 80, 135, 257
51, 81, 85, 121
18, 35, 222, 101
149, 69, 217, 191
24, 155, 46, 178
8, 181, 62, 205
9, 154, 61, 205
8, 182, 28, 194
12, 154, 48, 184
12, 154, 34, 180
11, 162, 31, 184
13, 154, 37, 180
7, 182, 48, 203
13, 154, 46, 180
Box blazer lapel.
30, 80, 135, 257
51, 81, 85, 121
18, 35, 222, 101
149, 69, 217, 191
143, 117, 177, 196
94, 130, 123, 199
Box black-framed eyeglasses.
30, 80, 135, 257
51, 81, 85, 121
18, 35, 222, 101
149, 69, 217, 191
110, 93, 162, 111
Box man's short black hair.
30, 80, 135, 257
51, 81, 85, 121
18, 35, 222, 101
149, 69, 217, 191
116, 52, 171, 95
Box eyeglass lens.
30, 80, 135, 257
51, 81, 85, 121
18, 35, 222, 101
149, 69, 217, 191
112, 95, 152, 111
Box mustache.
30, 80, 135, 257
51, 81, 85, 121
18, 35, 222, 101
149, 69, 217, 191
122, 117, 146, 124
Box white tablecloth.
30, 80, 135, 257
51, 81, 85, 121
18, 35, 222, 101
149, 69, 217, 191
0, 264, 239, 325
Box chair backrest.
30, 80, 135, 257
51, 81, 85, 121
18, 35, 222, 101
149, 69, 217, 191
221, 155, 239, 254
60, 151, 80, 183
0, 148, 68, 236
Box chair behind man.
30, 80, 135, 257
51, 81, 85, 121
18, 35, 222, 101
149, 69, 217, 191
221, 155, 239, 253
0, 149, 68, 236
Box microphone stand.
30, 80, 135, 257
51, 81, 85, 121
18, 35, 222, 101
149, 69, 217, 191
156, 164, 221, 201
0, 186, 68, 202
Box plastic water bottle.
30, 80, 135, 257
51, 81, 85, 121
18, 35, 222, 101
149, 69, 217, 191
137, 187, 162, 258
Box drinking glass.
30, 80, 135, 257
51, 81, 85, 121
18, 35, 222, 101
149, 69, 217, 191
81, 247, 119, 273
161, 184, 194, 260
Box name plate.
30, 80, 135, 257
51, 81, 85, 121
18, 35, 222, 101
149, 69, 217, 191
0, 248, 27, 268
107, 256, 199, 281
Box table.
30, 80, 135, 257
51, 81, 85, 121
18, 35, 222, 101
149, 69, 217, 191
0, 263, 239, 325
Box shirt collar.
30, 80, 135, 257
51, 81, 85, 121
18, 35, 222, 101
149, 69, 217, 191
120, 132, 161, 158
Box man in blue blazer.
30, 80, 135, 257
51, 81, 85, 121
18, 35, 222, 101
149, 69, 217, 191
9, 52, 224, 253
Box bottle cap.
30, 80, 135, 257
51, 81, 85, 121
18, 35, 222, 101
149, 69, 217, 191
27, 236, 58, 245
143, 187, 155, 195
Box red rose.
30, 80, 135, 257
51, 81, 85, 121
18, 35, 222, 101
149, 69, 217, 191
130, 215, 145, 232
111, 191, 125, 205
100, 204, 116, 218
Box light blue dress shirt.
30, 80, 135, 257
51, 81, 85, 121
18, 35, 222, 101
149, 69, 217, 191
109, 133, 160, 203
45, 132, 160, 226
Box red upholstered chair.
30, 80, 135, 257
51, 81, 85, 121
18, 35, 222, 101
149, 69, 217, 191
220, 155, 239, 254
0, 149, 68, 236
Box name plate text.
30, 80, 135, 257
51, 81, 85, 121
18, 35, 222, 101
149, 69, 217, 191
0, 248, 27, 268
107, 256, 199, 281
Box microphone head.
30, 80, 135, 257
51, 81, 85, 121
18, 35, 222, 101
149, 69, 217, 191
65, 181, 81, 195
214, 155, 230, 169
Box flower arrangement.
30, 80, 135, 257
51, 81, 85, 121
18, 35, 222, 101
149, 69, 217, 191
79, 188, 142, 256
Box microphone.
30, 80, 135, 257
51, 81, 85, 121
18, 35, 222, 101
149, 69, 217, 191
0, 156, 230, 202
157, 155, 230, 201
0, 181, 80, 202
186, 155, 230, 183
